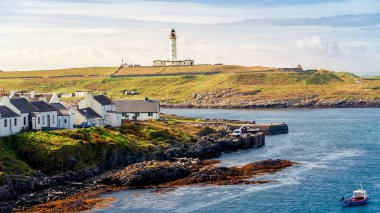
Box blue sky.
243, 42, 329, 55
0, 0, 379, 74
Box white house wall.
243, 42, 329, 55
20, 113, 29, 130
0, 117, 22, 137
37, 111, 58, 129
121, 112, 160, 121
58, 115, 71, 129
105, 113, 122, 127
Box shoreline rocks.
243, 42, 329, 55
101, 160, 192, 187
13, 159, 296, 213
161, 97, 380, 109
0, 131, 265, 212
163, 159, 295, 187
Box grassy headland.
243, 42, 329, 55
0, 121, 196, 178
0, 65, 379, 106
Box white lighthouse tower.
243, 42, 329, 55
170, 28, 177, 62
153, 28, 194, 67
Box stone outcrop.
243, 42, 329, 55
100, 159, 295, 188
101, 160, 192, 187
162, 91, 380, 109
162, 159, 295, 186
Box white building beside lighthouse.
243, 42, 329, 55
153, 28, 195, 67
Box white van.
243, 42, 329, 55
232, 129, 242, 137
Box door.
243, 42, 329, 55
47, 115, 50, 127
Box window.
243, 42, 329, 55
148, 112, 153, 117
42, 116, 45, 124
38, 117, 40, 124
135, 112, 140, 117
4, 119, 7, 127
64, 119, 67, 124
14, 118, 17, 126
52, 115, 55, 124
24, 117, 26, 125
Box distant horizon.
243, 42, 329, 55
1, 0, 380, 75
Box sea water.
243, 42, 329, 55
93, 108, 380, 213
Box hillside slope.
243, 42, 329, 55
0, 65, 379, 108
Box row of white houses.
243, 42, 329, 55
0, 92, 160, 137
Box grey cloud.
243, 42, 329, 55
230, 13, 380, 28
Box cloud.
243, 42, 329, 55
0, 47, 122, 71
232, 13, 380, 28
297, 36, 344, 57
0, 0, 380, 74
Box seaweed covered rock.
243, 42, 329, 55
0, 172, 56, 202
101, 160, 192, 187
165, 159, 295, 186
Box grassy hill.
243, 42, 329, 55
113, 65, 275, 76
0, 65, 379, 103
0, 67, 117, 78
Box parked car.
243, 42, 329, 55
232, 129, 242, 137
79, 122, 95, 128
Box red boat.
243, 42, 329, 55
341, 186, 369, 207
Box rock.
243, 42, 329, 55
101, 160, 191, 187
165, 159, 295, 187
162, 96, 380, 109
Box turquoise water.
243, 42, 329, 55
94, 108, 380, 213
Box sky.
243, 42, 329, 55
0, 0, 380, 75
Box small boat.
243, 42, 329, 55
341, 185, 369, 207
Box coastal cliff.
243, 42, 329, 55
0, 119, 268, 212
162, 89, 380, 109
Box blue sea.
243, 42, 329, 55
94, 108, 380, 213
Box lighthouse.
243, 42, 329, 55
170, 28, 177, 61
153, 28, 194, 67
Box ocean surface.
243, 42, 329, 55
94, 108, 380, 213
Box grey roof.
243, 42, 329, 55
94, 95, 113, 106
31, 101, 58, 112
0, 106, 20, 118
114, 100, 160, 113
78, 107, 102, 119
51, 103, 70, 116
10, 98, 39, 113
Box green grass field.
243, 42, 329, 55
113, 65, 275, 76
0, 67, 117, 78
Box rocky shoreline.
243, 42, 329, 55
19, 159, 295, 212
0, 130, 267, 212
161, 91, 380, 109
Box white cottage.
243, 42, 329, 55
114, 98, 160, 121
30, 101, 58, 130
77, 93, 121, 127
74, 107, 103, 126
1, 97, 39, 131
51, 103, 74, 129
0, 106, 22, 137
